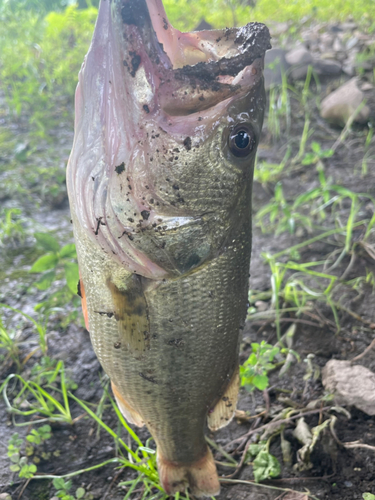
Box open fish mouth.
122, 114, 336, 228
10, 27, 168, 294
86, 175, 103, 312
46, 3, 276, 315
67, 0, 271, 279
116, 0, 271, 115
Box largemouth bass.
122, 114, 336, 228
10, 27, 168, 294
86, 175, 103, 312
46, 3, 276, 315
67, 0, 270, 496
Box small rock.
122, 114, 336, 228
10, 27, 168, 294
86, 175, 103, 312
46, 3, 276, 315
333, 37, 344, 52
264, 48, 290, 89
361, 82, 374, 91
322, 359, 375, 415
255, 300, 268, 312
329, 24, 343, 33
341, 22, 357, 31
320, 77, 370, 126
282, 493, 309, 500
285, 47, 313, 80
346, 36, 359, 51
320, 51, 340, 60
334, 50, 349, 63
313, 58, 341, 77
319, 33, 335, 50
342, 64, 356, 77
0, 494, 12, 500
285, 47, 313, 66
341, 52, 358, 76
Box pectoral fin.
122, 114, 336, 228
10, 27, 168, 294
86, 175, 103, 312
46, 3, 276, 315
107, 276, 150, 353
207, 367, 239, 431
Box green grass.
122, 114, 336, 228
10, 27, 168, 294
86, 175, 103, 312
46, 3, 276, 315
164, 0, 375, 30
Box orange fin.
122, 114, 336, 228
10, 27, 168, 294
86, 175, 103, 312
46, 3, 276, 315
111, 382, 144, 427
207, 367, 239, 431
157, 447, 220, 498
78, 277, 89, 331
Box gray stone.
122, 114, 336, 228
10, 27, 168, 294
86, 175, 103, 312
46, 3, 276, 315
319, 33, 335, 50
322, 359, 375, 415
320, 77, 370, 126
334, 51, 349, 63
264, 49, 290, 89
313, 58, 341, 77
342, 53, 357, 76
320, 51, 339, 60
361, 82, 374, 91
285, 47, 313, 81
341, 22, 357, 31
285, 47, 313, 66
333, 37, 344, 52
282, 493, 309, 500
0, 494, 13, 500
346, 36, 359, 50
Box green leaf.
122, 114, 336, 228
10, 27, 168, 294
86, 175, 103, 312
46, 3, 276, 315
10, 452, 20, 463
252, 374, 269, 390
253, 450, 281, 482
293, 187, 321, 207
19, 463, 37, 478
39, 424, 52, 440
53, 477, 66, 490
25, 444, 34, 456
35, 269, 56, 290
64, 262, 79, 294
10, 464, 21, 472
247, 443, 265, 457
311, 141, 321, 154
35, 232, 60, 252
26, 435, 38, 444
301, 152, 315, 165
30, 253, 58, 273
247, 353, 257, 365
76, 487, 85, 499
60, 243, 77, 259
322, 148, 334, 158
65, 479, 73, 491
363, 494, 375, 500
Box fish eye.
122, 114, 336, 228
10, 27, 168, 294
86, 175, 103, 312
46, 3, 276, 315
228, 124, 256, 158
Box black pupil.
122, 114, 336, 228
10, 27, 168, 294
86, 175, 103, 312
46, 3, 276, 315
235, 130, 250, 149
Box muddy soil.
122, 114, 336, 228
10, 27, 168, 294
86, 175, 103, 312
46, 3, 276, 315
1, 31, 375, 500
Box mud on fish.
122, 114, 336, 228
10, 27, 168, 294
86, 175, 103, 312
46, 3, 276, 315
67, 0, 270, 496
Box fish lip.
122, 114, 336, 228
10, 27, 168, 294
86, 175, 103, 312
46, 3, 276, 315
173, 23, 271, 81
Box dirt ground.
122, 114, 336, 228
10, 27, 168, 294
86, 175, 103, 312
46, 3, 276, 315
1, 23, 375, 500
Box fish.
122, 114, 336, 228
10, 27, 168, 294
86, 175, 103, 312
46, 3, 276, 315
67, 0, 270, 496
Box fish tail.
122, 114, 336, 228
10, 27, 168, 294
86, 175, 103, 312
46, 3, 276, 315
157, 447, 220, 498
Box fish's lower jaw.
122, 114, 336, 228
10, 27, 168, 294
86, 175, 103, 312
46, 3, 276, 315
157, 448, 220, 498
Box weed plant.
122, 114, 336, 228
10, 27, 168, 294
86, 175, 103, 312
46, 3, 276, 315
0, 4, 96, 136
